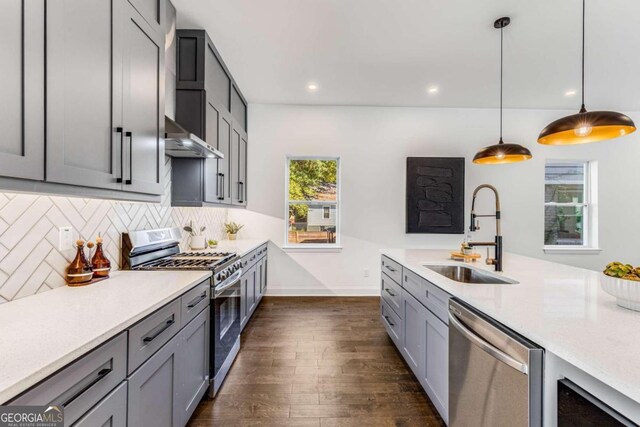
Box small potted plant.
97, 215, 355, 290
224, 222, 244, 241
207, 239, 218, 248
184, 221, 207, 250
601, 262, 640, 311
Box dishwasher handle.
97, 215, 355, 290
448, 309, 529, 375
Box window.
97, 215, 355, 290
544, 160, 598, 250
286, 157, 340, 247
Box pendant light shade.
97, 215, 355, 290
473, 17, 532, 165
537, 0, 636, 145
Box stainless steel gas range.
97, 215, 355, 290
122, 227, 241, 398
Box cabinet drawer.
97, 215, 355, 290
381, 299, 402, 348
72, 381, 127, 427
403, 268, 450, 324
181, 280, 210, 327
241, 250, 256, 269
10, 333, 127, 426
128, 299, 181, 374
381, 256, 402, 285
381, 272, 402, 317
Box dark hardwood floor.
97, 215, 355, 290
188, 297, 446, 427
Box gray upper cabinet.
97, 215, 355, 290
172, 29, 248, 208
127, 0, 163, 34
0, 0, 44, 181
45, 0, 164, 197
120, 0, 165, 195
46, 0, 121, 190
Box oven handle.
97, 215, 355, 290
213, 269, 242, 298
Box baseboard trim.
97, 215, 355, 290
264, 288, 379, 297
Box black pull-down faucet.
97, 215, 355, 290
467, 184, 503, 272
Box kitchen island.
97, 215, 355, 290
381, 249, 640, 425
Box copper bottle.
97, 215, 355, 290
66, 240, 93, 286
91, 236, 111, 278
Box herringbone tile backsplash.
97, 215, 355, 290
0, 157, 228, 303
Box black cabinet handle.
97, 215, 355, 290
142, 318, 175, 344
384, 315, 395, 327
61, 365, 112, 408
116, 127, 124, 183
385, 265, 396, 272
385, 288, 396, 297
187, 293, 207, 308
217, 173, 225, 200
125, 132, 133, 185
238, 181, 244, 203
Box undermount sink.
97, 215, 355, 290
424, 264, 518, 285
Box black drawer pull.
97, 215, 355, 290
384, 315, 395, 327
187, 293, 207, 308
385, 288, 396, 297
143, 319, 175, 344
218, 173, 225, 200
61, 366, 112, 408
385, 265, 396, 272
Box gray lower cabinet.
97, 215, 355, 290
240, 246, 268, 331
0, 0, 44, 181
177, 308, 210, 426
73, 382, 127, 427
381, 258, 449, 423
127, 331, 180, 427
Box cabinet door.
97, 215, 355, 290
230, 126, 241, 205
421, 308, 449, 423
120, 0, 164, 195
238, 134, 248, 205
216, 114, 232, 204
247, 266, 257, 315
402, 290, 425, 380
240, 273, 248, 329
46, 0, 121, 190
203, 100, 221, 203
73, 382, 127, 427
177, 307, 210, 426
0, 0, 44, 181
127, 335, 179, 427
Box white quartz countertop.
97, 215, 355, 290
381, 249, 640, 405
0, 270, 211, 403
196, 239, 268, 257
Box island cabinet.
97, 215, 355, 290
240, 244, 269, 330
172, 29, 248, 208
380, 256, 450, 424
0, 0, 165, 201
7, 278, 211, 427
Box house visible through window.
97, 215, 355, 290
544, 160, 597, 248
286, 157, 339, 246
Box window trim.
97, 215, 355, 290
284, 156, 341, 249
543, 159, 600, 253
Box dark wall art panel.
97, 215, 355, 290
406, 157, 465, 234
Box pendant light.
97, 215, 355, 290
538, 0, 636, 145
473, 17, 532, 165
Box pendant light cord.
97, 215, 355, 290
581, 0, 586, 111
499, 24, 504, 143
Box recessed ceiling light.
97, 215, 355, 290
427, 86, 439, 94
564, 89, 577, 97
307, 83, 319, 92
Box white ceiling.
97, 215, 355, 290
173, 0, 640, 110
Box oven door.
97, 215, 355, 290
212, 270, 242, 384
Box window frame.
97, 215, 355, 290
543, 159, 600, 253
284, 156, 341, 250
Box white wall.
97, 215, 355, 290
230, 104, 640, 296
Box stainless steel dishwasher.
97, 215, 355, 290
448, 298, 543, 426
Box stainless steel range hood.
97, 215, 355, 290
164, 116, 224, 159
